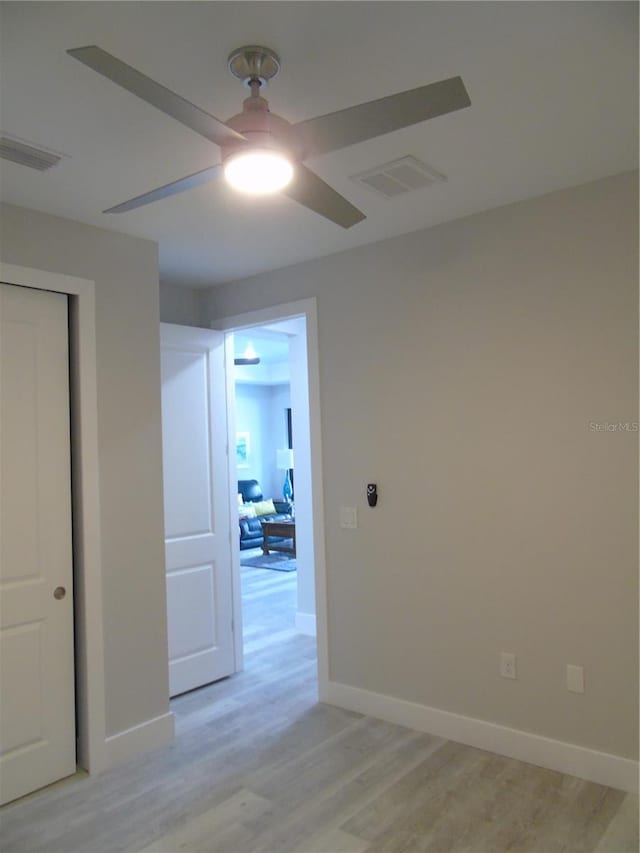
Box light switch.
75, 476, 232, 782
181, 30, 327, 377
339, 506, 358, 529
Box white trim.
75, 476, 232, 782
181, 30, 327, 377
212, 298, 329, 696
295, 611, 317, 637
223, 333, 244, 673
325, 680, 639, 794
105, 712, 175, 770
0, 262, 107, 775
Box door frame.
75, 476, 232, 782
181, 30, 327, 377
212, 297, 330, 696
0, 262, 107, 774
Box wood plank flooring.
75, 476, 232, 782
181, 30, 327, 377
1, 561, 637, 852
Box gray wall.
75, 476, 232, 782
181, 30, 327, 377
159, 280, 201, 327
0, 204, 170, 738
235, 382, 291, 497
203, 172, 639, 760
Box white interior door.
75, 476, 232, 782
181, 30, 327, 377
0, 283, 76, 805
161, 323, 234, 697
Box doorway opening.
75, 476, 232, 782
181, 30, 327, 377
226, 315, 318, 681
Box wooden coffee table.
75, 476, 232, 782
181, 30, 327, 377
261, 519, 296, 556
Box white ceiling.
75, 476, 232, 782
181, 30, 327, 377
1, 2, 637, 288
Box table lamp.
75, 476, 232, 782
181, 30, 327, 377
276, 448, 294, 502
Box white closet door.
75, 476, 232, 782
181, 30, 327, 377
161, 323, 234, 697
0, 283, 76, 805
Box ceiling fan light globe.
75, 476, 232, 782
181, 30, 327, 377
224, 149, 293, 195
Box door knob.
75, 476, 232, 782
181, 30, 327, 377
53, 586, 66, 600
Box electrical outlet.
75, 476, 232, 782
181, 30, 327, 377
567, 664, 584, 694
500, 651, 517, 679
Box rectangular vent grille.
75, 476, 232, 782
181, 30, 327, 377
351, 156, 446, 199
0, 136, 63, 171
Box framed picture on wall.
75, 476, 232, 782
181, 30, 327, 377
236, 431, 250, 468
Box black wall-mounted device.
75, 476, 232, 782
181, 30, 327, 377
367, 483, 378, 507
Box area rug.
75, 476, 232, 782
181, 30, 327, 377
240, 553, 297, 572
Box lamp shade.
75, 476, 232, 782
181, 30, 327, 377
276, 448, 294, 470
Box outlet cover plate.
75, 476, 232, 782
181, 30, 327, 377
500, 651, 517, 679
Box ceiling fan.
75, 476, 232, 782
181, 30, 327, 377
67, 44, 471, 228
234, 343, 260, 366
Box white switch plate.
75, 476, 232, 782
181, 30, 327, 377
339, 506, 358, 529
500, 651, 517, 679
567, 664, 584, 694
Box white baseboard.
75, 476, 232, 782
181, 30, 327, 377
296, 611, 317, 636
325, 681, 638, 794
105, 711, 175, 770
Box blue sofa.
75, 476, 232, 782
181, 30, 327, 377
238, 479, 292, 550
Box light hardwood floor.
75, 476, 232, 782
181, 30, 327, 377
1, 560, 637, 853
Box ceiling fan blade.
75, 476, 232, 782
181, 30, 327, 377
67, 46, 245, 148
295, 76, 471, 158
103, 164, 222, 213
282, 164, 366, 228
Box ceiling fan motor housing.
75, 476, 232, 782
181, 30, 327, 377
222, 95, 302, 164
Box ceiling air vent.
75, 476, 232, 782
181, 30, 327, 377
0, 135, 63, 171
351, 156, 446, 199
